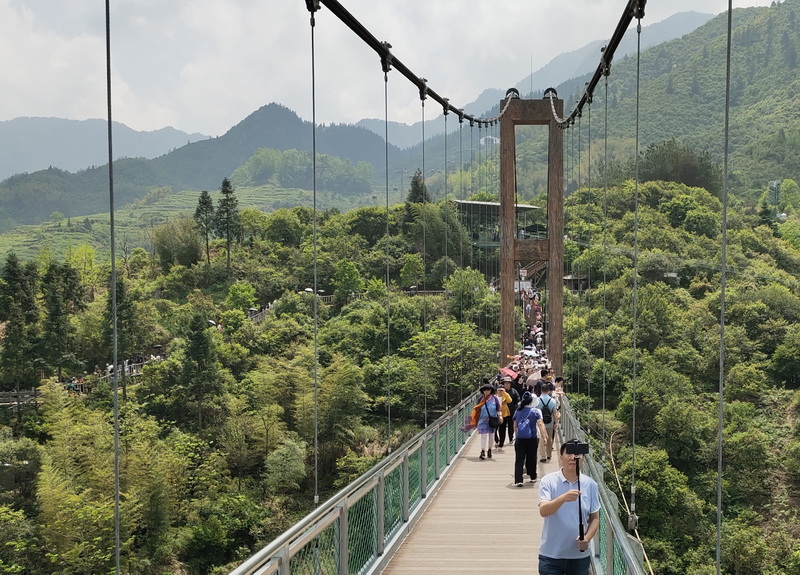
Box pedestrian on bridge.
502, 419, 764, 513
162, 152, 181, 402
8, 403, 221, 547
494, 380, 513, 449
471, 382, 501, 460
512, 391, 547, 486
537, 441, 600, 575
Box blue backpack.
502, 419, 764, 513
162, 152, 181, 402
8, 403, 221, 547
516, 408, 533, 438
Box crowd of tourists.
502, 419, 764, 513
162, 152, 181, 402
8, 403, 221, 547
462, 319, 600, 575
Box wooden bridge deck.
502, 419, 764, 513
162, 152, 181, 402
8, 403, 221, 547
381, 432, 561, 574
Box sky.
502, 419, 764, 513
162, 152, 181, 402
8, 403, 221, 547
0, 0, 773, 137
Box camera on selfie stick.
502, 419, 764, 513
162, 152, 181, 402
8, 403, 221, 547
565, 439, 590, 551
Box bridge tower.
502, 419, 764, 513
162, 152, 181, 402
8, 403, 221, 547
499, 91, 564, 376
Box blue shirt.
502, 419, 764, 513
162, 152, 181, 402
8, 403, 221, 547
538, 469, 600, 560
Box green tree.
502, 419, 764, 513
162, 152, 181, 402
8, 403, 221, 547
183, 314, 225, 430
225, 281, 257, 312
213, 177, 242, 271
263, 208, 305, 247
636, 139, 722, 197
264, 438, 307, 494
152, 216, 203, 269
400, 253, 424, 289
194, 189, 215, 266
333, 259, 363, 305
41, 261, 83, 379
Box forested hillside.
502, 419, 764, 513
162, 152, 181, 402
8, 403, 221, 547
1, 148, 800, 572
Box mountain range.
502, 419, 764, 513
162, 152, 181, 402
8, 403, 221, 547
0, 117, 209, 182
2, 3, 799, 232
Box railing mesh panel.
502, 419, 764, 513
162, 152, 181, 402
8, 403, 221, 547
613, 536, 628, 575
408, 448, 422, 510
288, 522, 339, 575
383, 466, 403, 542
438, 427, 448, 473
598, 506, 609, 570
449, 416, 457, 456
347, 487, 378, 575
426, 438, 436, 488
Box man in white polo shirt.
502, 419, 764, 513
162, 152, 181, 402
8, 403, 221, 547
537, 440, 600, 575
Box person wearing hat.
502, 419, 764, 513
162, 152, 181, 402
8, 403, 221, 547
471, 382, 501, 460
495, 376, 518, 449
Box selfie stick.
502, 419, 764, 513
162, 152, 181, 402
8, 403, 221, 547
576, 453, 585, 550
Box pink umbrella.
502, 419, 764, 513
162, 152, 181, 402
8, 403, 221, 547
499, 367, 518, 379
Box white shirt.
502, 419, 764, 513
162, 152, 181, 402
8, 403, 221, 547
538, 469, 600, 560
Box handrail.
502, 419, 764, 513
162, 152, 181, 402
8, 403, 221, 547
230, 391, 478, 575
558, 395, 647, 575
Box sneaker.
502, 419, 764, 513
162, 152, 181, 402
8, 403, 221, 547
479, 450, 486, 460
487, 449, 492, 459
516, 482, 524, 487
540, 458, 547, 462
529, 477, 537, 483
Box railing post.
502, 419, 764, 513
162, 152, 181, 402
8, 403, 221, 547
376, 472, 386, 556
420, 439, 428, 499
277, 544, 290, 575
337, 503, 349, 575
402, 451, 410, 522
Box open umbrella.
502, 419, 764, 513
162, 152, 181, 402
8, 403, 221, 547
499, 367, 518, 379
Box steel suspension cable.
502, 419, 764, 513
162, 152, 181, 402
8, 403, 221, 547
576, 115, 582, 396
420, 88, 429, 425
307, 2, 321, 507
458, 113, 465, 401
629, 14, 642, 534
717, 1, 733, 572
602, 75, 609, 462
103, 1, 121, 572
382, 48, 393, 452
443, 105, 449, 409
587, 103, 593, 405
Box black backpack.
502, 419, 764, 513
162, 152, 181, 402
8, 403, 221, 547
540, 397, 553, 424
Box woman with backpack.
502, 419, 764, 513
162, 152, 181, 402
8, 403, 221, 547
512, 391, 548, 486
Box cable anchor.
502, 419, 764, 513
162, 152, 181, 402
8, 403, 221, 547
380, 42, 393, 74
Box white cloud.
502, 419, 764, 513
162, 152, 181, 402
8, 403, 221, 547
0, 0, 774, 136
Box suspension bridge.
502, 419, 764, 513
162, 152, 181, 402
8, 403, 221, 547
83, 0, 748, 570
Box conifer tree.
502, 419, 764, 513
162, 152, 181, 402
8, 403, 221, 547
194, 190, 215, 266
212, 178, 242, 272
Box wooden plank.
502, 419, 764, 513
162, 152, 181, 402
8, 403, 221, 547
381, 433, 563, 574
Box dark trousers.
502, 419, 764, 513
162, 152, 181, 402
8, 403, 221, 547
495, 414, 515, 446
514, 436, 539, 483
538, 555, 590, 575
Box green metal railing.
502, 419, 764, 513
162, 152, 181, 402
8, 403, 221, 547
230, 390, 647, 575
558, 395, 647, 575
230, 393, 477, 575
